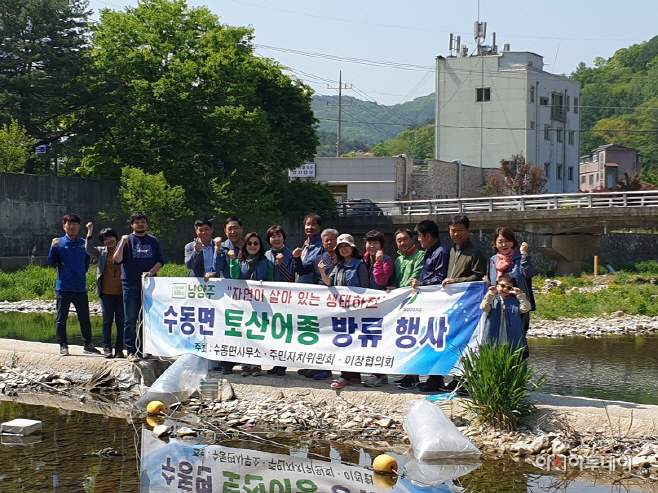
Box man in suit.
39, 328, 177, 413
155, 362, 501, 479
184, 219, 214, 277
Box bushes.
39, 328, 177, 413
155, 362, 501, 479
460, 341, 546, 429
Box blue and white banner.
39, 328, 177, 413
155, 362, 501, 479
143, 278, 487, 375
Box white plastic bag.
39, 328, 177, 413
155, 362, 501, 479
403, 400, 481, 460
135, 353, 208, 409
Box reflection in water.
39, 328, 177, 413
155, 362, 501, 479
0, 312, 103, 346
528, 334, 658, 404
1, 401, 654, 492
0, 400, 139, 492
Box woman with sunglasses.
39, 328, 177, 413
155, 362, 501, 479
227, 232, 274, 376
488, 227, 536, 335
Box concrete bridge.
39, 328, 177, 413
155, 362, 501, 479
336, 191, 658, 276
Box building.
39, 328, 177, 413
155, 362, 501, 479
579, 144, 642, 192
435, 37, 581, 194
308, 156, 409, 203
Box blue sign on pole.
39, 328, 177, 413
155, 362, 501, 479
35, 145, 47, 154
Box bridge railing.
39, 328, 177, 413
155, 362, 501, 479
337, 190, 658, 217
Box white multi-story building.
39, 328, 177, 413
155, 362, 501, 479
435, 47, 581, 193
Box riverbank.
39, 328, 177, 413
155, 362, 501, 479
2, 338, 658, 483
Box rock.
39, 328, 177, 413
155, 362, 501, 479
630, 456, 651, 469
269, 390, 285, 401
218, 380, 236, 402
343, 421, 359, 429
153, 425, 171, 438
637, 444, 657, 457
176, 427, 198, 437
551, 439, 569, 456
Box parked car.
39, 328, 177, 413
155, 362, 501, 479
338, 199, 385, 216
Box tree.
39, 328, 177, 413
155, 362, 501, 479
100, 167, 191, 238
77, 0, 318, 216
0, 0, 92, 172
486, 154, 547, 196
0, 119, 36, 172
371, 124, 434, 161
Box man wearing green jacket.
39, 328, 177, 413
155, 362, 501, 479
392, 228, 424, 288
391, 228, 425, 390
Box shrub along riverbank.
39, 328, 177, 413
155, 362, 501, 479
1, 262, 657, 320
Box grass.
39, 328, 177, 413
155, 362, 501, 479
533, 261, 658, 319
459, 341, 546, 429
0, 263, 189, 301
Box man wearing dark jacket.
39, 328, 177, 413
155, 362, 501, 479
409, 220, 449, 287
442, 215, 487, 286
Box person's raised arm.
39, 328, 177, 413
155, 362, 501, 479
113, 235, 129, 264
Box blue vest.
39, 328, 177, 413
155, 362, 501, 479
232, 256, 273, 281
330, 258, 365, 287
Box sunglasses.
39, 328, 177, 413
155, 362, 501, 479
498, 283, 514, 290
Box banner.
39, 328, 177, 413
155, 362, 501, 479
140, 428, 472, 492
143, 278, 487, 375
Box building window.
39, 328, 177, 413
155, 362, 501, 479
568, 131, 575, 145
544, 162, 551, 177
551, 92, 565, 121
568, 166, 574, 181
476, 87, 491, 102
540, 97, 549, 106
556, 129, 563, 142
544, 125, 550, 140
530, 86, 535, 103
589, 175, 593, 185
530, 121, 535, 130
556, 164, 562, 179
574, 97, 579, 114
581, 175, 586, 184
566, 95, 571, 111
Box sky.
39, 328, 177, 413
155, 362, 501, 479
87, 0, 658, 106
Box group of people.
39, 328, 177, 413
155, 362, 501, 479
49, 210, 536, 392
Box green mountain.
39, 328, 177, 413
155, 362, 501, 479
313, 93, 434, 153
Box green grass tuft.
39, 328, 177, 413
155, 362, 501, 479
459, 341, 546, 429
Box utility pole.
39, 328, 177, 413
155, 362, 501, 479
327, 71, 352, 157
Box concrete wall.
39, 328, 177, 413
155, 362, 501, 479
411, 160, 495, 199
0, 173, 120, 267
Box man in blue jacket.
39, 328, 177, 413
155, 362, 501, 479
409, 220, 449, 288
48, 213, 101, 357
114, 211, 165, 361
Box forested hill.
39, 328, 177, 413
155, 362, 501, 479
313, 93, 434, 150
572, 35, 658, 168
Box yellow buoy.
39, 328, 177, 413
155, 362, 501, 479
372, 454, 398, 474
146, 416, 166, 427
146, 400, 166, 416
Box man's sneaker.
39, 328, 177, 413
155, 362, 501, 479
304, 370, 319, 378
59, 345, 69, 357
114, 349, 125, 359
103, 346, 113, 359
396, 376, 418, 390
297, 369, 309, 376
83, 344, 102, 355
241, 365, 252, 377
251, 367, 262, 377
313, 370, 332, 380
363, 375, 388, 388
